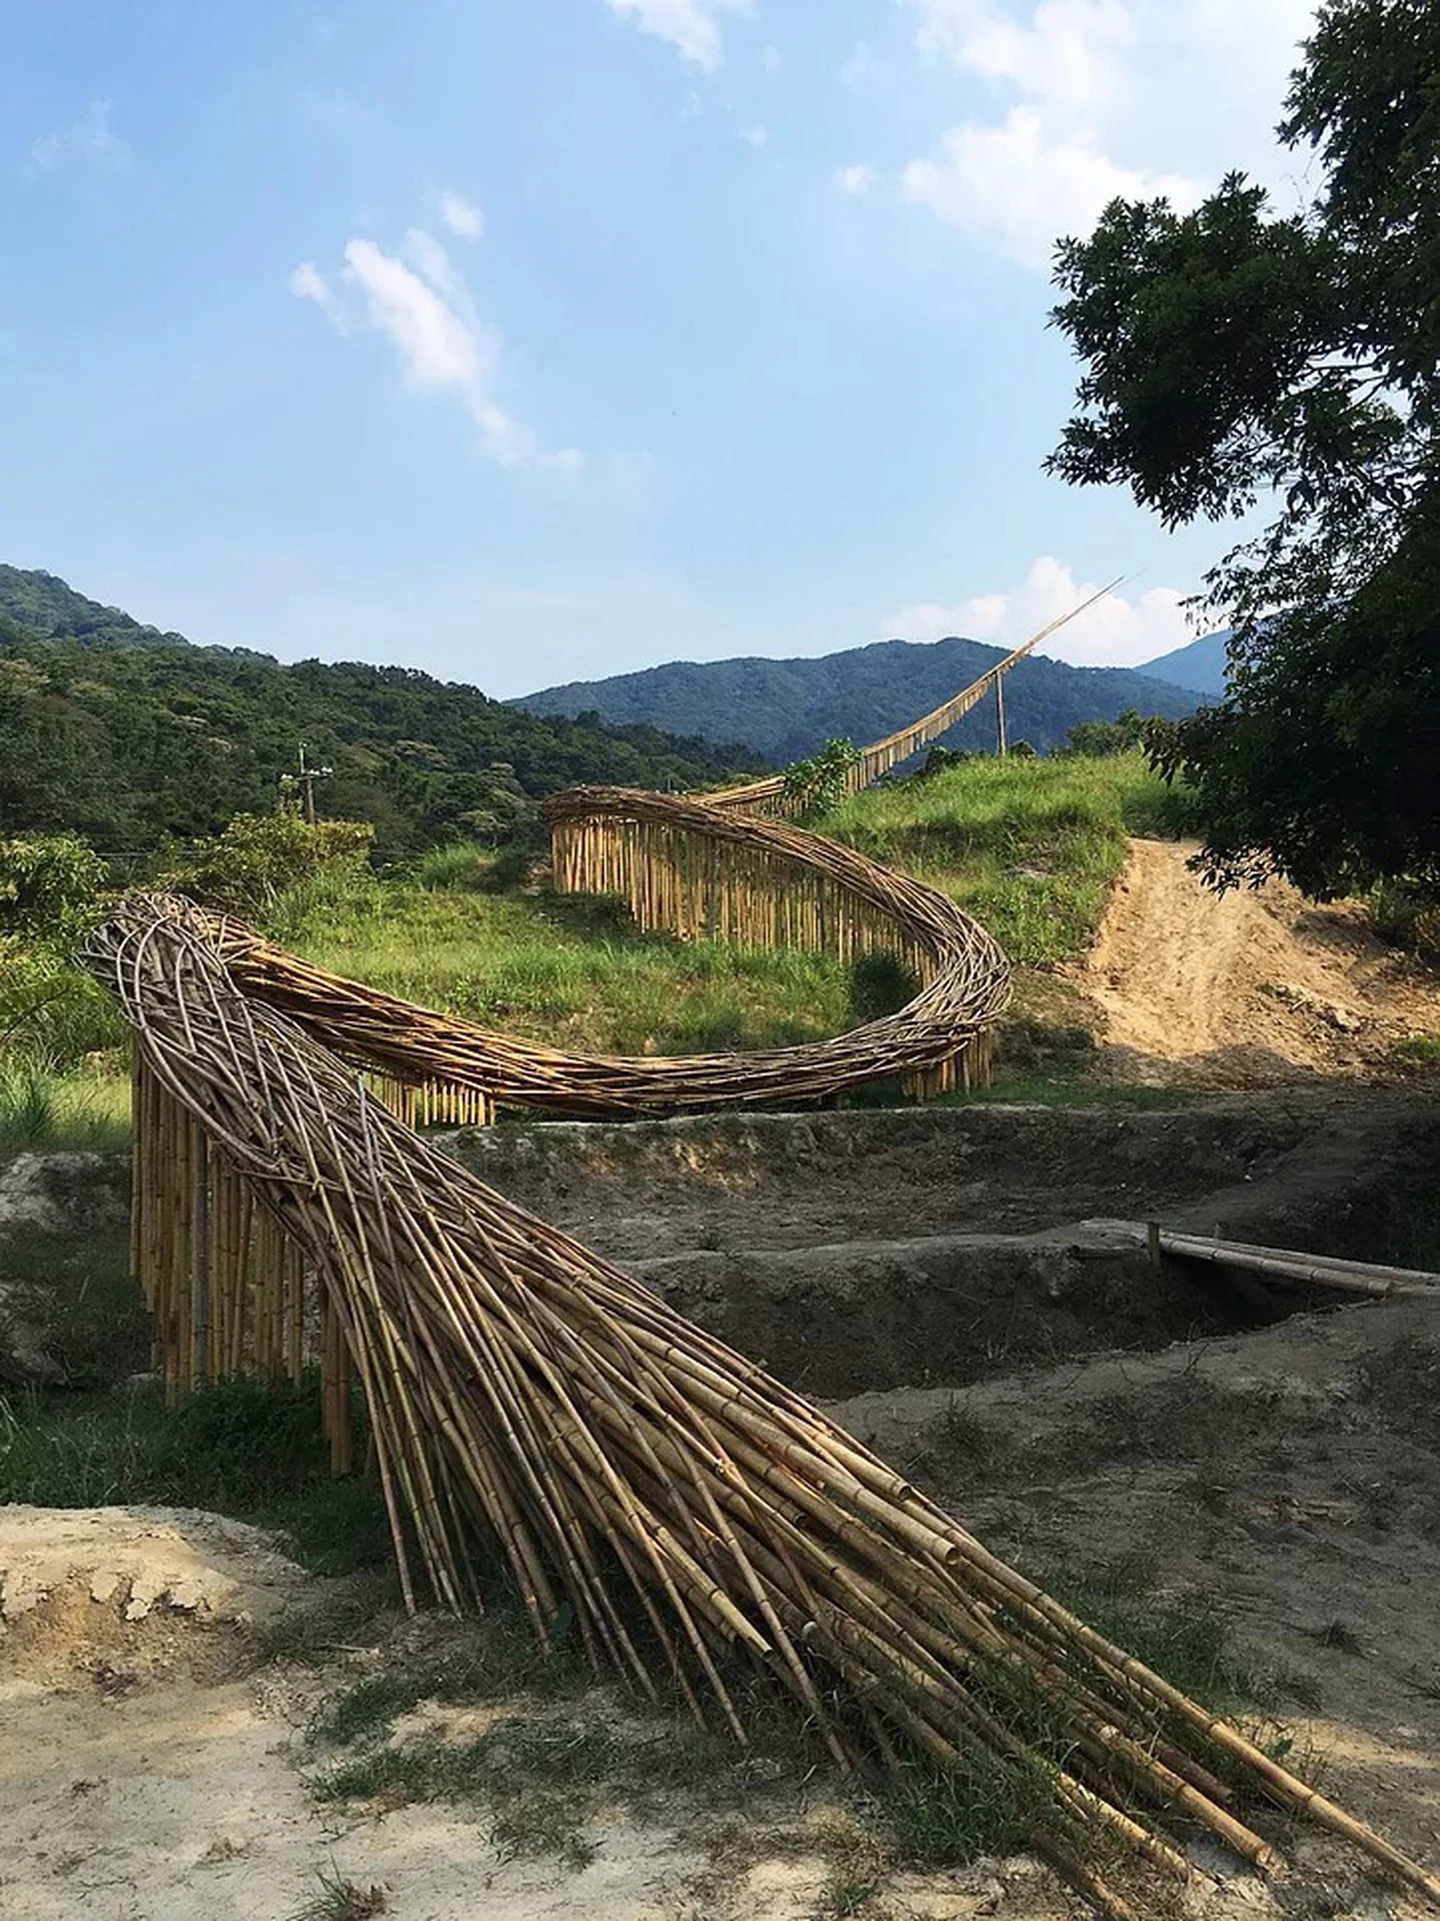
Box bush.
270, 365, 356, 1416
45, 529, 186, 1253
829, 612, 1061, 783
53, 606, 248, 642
0, 835, 109, 948
783, 739, 861, 816
0, 942, 125, 1067
173, 808, 376, 918
1060, 711, 1148, 758
1370, 878, 1440, 959
849, 951, 920, 1022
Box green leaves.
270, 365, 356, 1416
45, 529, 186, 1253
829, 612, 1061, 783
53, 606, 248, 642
1048, 0, 1440, 905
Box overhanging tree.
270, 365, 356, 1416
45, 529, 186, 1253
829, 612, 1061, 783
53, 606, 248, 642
1047, 0, 1439, 901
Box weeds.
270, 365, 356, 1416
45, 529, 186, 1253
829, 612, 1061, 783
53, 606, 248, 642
0, 1060, 131, 1154
820, 752, 1182, 965
284, 1863, 388, 1921
309, 1614, 583, 1746
0, 1228, 148, 1387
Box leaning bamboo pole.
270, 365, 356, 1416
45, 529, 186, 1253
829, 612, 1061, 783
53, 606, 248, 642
706, 585, 1120, 817
1144, 1225, 1440, 1301
84, 897, 1440, 1918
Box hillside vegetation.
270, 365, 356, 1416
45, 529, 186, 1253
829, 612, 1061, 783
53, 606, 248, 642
820, 752, 1193, 964
0, 568, 760, 857
516, 634, 1199, 763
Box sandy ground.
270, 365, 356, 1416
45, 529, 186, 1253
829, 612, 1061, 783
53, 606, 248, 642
6, 1293, 1440, 1920
1078, 839, 1440, 1085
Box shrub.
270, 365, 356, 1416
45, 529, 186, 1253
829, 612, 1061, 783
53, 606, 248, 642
174, 807, 375, 918
0, 835, 109, 948
1370, 878, 1440, 959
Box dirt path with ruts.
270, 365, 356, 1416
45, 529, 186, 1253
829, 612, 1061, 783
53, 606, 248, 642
1078, 838, 1440, 1085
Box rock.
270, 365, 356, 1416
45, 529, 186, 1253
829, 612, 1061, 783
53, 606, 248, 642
0, 1152, 129, 1234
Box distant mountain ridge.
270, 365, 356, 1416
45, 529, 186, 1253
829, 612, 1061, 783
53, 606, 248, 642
1135, 630, 1231, 698
516, 635, 1200, 765
0, 565, 197, 652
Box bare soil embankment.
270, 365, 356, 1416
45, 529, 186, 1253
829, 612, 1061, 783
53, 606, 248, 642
1078, 838, 1440, 1086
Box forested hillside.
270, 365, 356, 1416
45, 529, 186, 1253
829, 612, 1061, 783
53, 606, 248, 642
0, 569, 760, 855
517, 635, 1199, 764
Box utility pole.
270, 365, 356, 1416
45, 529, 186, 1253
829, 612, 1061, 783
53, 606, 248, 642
283, 742, 332, 823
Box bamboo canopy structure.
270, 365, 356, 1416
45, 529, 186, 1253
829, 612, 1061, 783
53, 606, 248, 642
705, 583, 1120, 817
85, 895, 1440, 1918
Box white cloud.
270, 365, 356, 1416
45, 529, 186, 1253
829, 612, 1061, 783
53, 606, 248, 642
835, 164, 876, 196
903, 106, 1197, 265
879, 557, 1194, 667
839, 41, 877, 87
738, 124, 769, 147
898, 1, 1317, 270
606, 0, 750, 71
909, 0, 1134, 113
439, 190, 483, 239
290, 225, 581, 473
26, 99, 128, 176
287, 261, 343, 325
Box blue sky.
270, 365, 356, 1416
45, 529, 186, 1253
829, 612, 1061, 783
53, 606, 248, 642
3, 0, 1315, 696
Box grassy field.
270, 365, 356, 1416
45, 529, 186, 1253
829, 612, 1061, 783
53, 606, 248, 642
0, 751, 1192, 1152
817, 751, 1194, 964
287, 866, 856, 1058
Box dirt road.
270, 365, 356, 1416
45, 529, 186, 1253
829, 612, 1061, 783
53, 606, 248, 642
1080, 839, 1440, 1084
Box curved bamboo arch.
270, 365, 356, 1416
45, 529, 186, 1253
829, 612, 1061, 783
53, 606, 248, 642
180, 591, 1131, 1119
194, 782, 1010, 1118
84, 893, 1440, 1919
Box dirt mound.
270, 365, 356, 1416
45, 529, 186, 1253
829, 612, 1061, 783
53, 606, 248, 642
1078, 839, 1440, 1085
0, 1507, 308, 1686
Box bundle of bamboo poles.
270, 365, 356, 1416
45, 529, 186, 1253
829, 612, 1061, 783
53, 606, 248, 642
87, 897, 1440, 1919
183, 781, 1011, 1116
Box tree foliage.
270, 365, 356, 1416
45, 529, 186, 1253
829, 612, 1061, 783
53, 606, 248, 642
0, 835, 109, 948
1060, 711, 1147, 760
1048, 0, 1439, 897
783, 738, 861, 816
0, 571, 762, 860
171, 808, 376, 918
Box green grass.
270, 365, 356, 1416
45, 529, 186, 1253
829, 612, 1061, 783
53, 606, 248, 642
288, 882, 855, 1059
818, 752, 1193, 964
0, 1059, 131, 1154
309, 1620, 585, 1746
0, 1375, 395, 1576
7, 752, 1194, 1128
0, 1227, 148, 1387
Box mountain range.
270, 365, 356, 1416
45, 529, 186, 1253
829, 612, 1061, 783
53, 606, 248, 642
1134, 631, 1229, 697
517, 634, 1207, 766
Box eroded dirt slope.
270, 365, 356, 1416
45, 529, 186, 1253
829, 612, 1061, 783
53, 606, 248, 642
1078, 839, 1440, 1085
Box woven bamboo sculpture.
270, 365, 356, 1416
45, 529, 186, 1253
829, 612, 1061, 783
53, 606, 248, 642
86, 897, 1440, 1918
189, 785, 1012, 1115
77, 596, 1439, 1914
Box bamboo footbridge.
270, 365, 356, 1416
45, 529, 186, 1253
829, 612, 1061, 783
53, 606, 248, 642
82, 620, 1440, 1916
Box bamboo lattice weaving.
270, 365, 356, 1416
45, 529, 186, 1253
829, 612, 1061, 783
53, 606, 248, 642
180, 784, 1011, 1116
